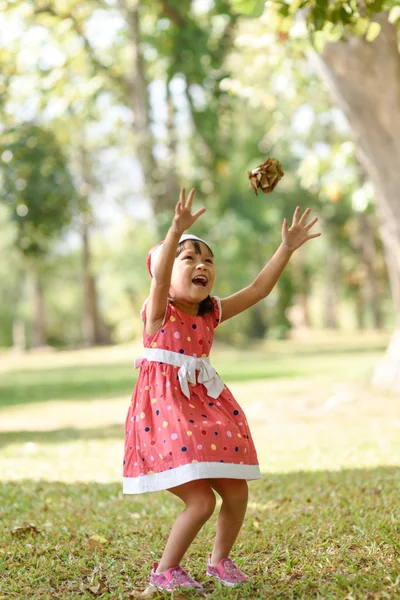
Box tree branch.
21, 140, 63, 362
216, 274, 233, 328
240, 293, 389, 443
32, 4, 131, 100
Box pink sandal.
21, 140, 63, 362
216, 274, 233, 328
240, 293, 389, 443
150, 562, 204, 591
206, 554, 249, 586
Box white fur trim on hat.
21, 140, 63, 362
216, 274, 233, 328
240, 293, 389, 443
149, 234, 212, 277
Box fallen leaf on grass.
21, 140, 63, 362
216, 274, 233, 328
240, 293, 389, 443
86, 534, 108, 550
11, 523, 41, 536
90, 534, 108, 544
130, 586, 192, 599
130, 586, 158, 598
129, 512, 141, 520
88, 580, 109, 595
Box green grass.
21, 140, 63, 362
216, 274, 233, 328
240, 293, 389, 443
0, 333, 389, 408
1, 333, 400, 599
0, 364, 138, 408
1, 469, 400, 599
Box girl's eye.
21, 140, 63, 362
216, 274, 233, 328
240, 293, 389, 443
184, 256, 193, 260
206, 259, 213, 264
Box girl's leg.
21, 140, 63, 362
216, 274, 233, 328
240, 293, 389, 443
156, 479, 216, 573
207, 478, 248, 565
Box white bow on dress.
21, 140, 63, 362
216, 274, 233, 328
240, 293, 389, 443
134, 348, 225, 399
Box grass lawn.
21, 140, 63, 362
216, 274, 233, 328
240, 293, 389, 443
1, 331, 400, 599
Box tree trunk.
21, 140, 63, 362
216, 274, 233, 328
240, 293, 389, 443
247, 303, 268, 339
300, 291, 311, 328
82, 225, 111, 346
12, 274, 27, 351
372, 329, 400, 392
293, 247, 312, 328
311, 13, 400, 388
356, 211, 384, 329
119, 0, 178, 230
325, 244, 339, 329
80, 147, 111, 347
165, 79, 180, 207
32, 269, 47, 347
354, 285, 366, 330
12, 318, 26, 351
82, 222, 101, 346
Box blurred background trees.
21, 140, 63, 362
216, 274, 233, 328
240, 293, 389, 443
228, 0, 400, 386
0, 0, 398, 387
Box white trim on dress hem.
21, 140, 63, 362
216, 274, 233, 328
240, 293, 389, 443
123, 462, 261, 494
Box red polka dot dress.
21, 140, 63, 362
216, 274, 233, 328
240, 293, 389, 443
123, 297, 261, 494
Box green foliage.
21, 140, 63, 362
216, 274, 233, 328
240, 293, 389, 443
0, 0, 394, 347
231, 0, 399, 42
95, 219, 155, 343
42, 250, 85, 346
230, 0, 266, 17
0, 123, 77, 257
142, 0, 238, 181
0, 208, 22, 347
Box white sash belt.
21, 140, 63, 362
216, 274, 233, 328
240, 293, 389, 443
134, 348, 225, 400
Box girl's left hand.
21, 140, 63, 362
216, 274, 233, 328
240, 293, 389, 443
282, 207, 321, 252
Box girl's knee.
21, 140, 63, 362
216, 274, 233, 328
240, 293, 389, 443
228, 480, 248, 507
170, 480, 216, 520
189, 488, 216, 521
212, 478, 248, 506
236, 480, 249, 500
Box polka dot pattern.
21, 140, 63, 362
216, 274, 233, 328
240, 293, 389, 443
123, 297, 259, 484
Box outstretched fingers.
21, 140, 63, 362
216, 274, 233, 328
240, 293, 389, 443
176, 187, 185, 213
303, 213, 321, 239
185, 188, 196, 209
174, 186, 205, 229
298, 207, 311, 226
192, 207, 206, 222
304, 216, 319, 230
291, 206, 301, 227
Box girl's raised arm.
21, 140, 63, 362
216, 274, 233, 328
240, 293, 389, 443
145, 188, 205, 335
220, 207, 321, 323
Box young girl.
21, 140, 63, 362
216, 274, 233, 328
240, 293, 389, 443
123, 188, 320, 591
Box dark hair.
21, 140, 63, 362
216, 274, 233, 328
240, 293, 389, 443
175, 239, 214, 317
176, 239, 214, 258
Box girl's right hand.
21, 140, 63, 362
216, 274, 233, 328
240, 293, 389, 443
171, 188, 206, 235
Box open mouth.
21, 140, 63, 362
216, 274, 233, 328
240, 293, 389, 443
192, 275, 208, 287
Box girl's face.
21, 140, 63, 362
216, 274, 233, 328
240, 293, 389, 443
169, 241, 216, 305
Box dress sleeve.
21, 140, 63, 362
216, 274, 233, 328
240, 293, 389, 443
211, 296, 222, 328
140, 297, 171, 327
140, 297, 149, 324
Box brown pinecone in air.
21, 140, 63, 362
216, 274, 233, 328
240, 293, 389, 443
248, 158, 284, 195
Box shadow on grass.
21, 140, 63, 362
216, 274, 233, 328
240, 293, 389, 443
0, 339, 387, 410
270, 344, 388, 357
0, 363, 138, 409
1, 466, 399, 599
0, 423, 123, 448
0, 363, 304, 409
